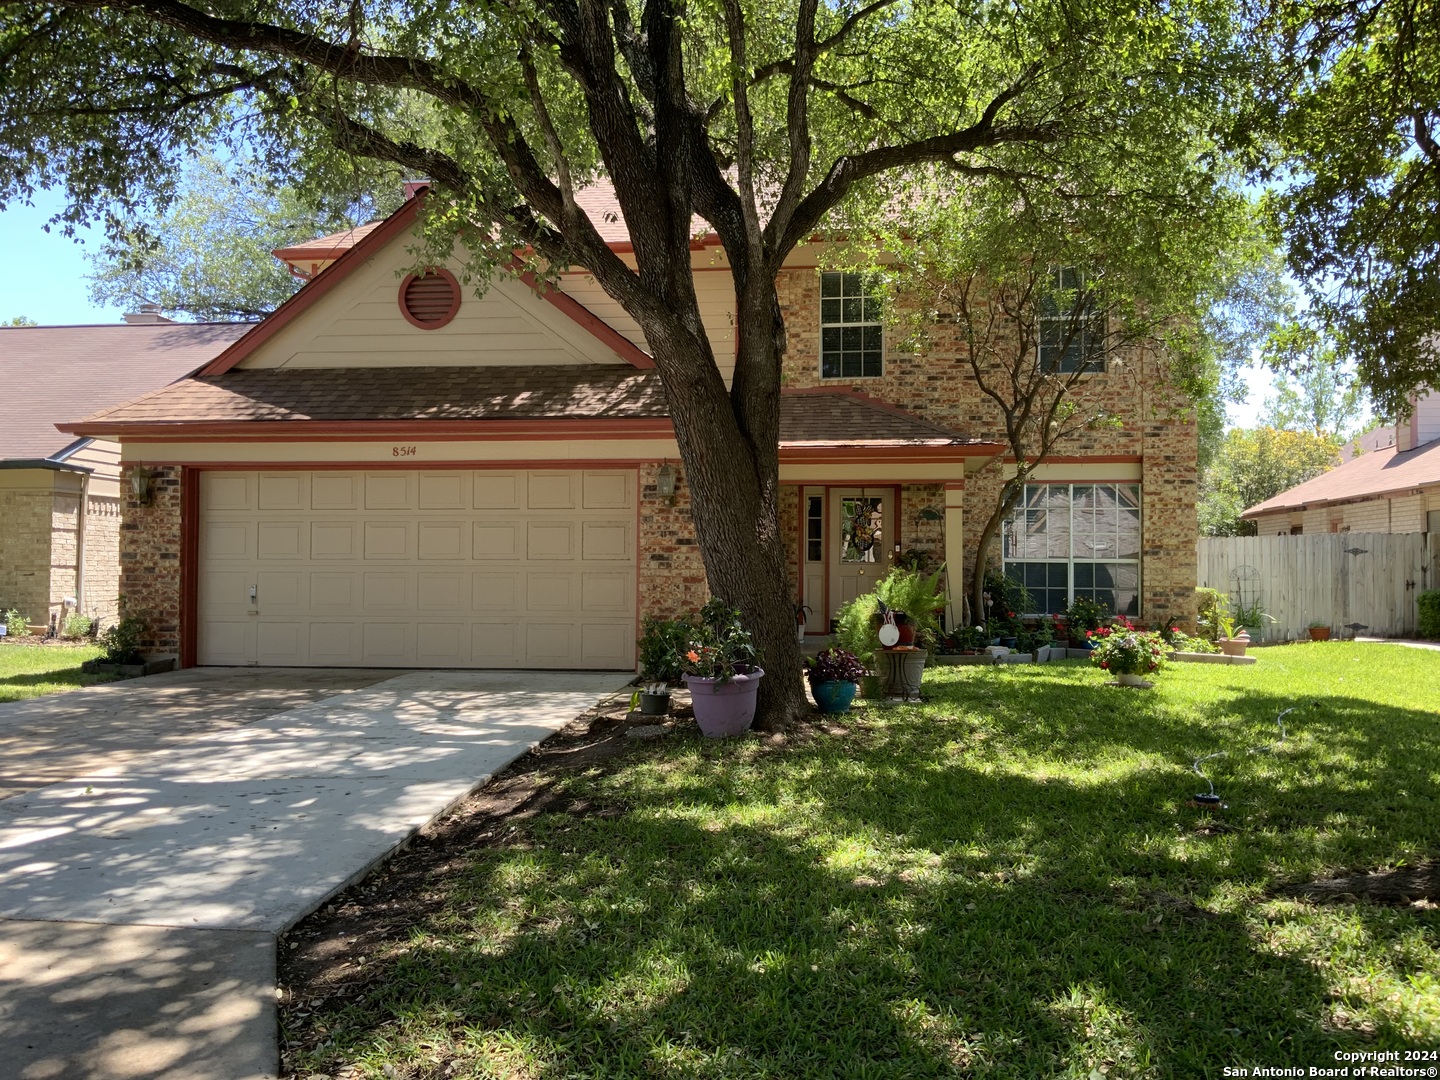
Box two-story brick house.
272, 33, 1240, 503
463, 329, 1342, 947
62, 186, 1198, 669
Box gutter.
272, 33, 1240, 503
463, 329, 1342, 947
0, 458, 94, 473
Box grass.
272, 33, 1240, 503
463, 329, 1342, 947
283, 642, 1440, 1079
0, 643, 110, 702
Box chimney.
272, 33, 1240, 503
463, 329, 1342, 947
403, 180, 431, 201
123, 304, 174, 325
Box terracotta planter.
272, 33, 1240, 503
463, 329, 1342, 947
684, 670, 764, 737
1218, 633, 1249, 657
1308, 627, 1331, 641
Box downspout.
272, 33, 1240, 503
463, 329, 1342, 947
76, 471, 89, 614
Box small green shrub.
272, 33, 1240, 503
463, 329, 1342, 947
1064, 596, 1109, 635
1195, 587, 1228, 641
636, 616, 691, 685
4, 608, 27, 637
875, 564, 947, 648
833, 592, 881, 669
1419, 589, 1440, 640
64, 614, 94, 638
99, 616, 147, 665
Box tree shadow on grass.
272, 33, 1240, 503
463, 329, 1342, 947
284, 671, 1439, 1079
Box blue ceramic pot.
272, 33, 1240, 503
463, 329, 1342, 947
811, 679, 858, 714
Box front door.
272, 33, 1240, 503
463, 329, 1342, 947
830, 487, 895, 618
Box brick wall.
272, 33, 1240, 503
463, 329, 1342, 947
636, 461, 708, 624
0, 484, 52, 625
118, 465, 184, 655
44, 490, 123, 628
776, 269, 1200, 627
83, 496, 124, 624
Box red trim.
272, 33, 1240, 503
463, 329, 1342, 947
63, 418, 676, 439
1002, 454, 1143, 465
891, 484, 902, 556
514, 266, 654, 369
180, 466, 199, 669
822, 487, 831, 629
793, 486, 804, 614
201, 196, 428, 376
780, 444, 994, 463
398, 268, 462, 329
131, 458, 672, 471
634, 468, 643, 664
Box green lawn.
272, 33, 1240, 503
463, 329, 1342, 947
0, 644, 110, 702
284, 643, 1439, 1079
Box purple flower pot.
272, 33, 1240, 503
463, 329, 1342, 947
684, 670, 765, 738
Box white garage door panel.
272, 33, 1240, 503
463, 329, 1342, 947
198, 469, 637, 670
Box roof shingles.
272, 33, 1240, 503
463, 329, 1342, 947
1243, 438, 1440, 516
67, 366, 981, 447
1, 322, 249, 460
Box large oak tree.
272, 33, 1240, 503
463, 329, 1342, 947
1, 0, 1249, 725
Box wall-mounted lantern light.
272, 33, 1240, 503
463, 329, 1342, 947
656, 461, 678, 499
918, 506, 944, 522
128, 465, 154, 506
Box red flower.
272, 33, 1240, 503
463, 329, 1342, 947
1100, 662, 1109, 669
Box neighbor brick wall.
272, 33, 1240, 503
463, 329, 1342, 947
0, 484, 53, 625
776, 269, 1200, 628
83, 496, 124, 625
118, 465, 184, 655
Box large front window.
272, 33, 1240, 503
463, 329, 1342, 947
1002, 483, 1141, 616
820, 271, 882, 378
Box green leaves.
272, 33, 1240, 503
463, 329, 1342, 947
1253, 0, 1440, 414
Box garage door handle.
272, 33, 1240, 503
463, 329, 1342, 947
248, 583, 259, 615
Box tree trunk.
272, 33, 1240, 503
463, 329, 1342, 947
969, 478, 1024, 627
638, 301, 808, 731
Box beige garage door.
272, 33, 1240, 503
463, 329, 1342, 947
198, 469, 637, 669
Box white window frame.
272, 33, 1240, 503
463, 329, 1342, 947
819, 271, 883, 379
1001, 482, 1143, 617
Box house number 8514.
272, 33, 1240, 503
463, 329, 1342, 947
391, 445, 417, 457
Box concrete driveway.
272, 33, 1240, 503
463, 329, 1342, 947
0, 666, 629, 1079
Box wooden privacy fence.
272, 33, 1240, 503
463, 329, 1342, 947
1196, 532, 1438, 641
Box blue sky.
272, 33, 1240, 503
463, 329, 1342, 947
1, 185, 1278, 426
1, 187, 128, 326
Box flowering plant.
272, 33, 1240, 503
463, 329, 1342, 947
678, 598, 760, 683
1089, 629, 1168, 676
805, 647, 868, 684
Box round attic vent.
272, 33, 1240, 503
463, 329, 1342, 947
399, 269, 461, 328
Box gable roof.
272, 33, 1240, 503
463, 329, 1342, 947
61, 366, 989, 451
0, 322, 250, 461
205, 192, 654, 376
1243, 438, 1440, 517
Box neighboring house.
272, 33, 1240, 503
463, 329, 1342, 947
0, 316, 248, 629
61, 187, 1198, 669
1244, 390, 1440, 535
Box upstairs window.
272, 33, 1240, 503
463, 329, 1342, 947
821, 272, 882, 378
1038, 267, 1106, 374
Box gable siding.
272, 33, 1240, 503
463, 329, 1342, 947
239, 241, 632, 370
